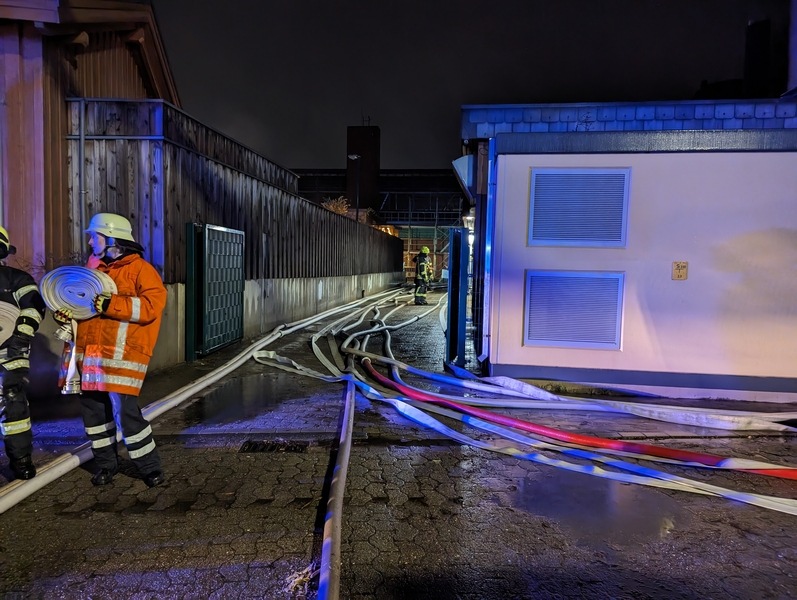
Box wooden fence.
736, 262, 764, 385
65, 99, 403, 284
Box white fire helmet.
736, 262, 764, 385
85, 213, 135, 242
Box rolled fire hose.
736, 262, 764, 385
0, 302, 20, 347
38, 266, 117, 393
0, 304, 21, 391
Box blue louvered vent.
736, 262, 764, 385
524, 271, 624, 349
529, 168, 630, 247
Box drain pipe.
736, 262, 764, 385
78, 98, 87, 236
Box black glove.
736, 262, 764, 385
93, 293, 112, 314
3, 334, 31, 359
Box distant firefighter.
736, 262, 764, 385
412, 246, 433, 305
0, 225, 46, 480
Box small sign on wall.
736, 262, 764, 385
672, 261, 688, 280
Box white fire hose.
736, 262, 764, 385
0, 287, 402, 515
0, 303, 21, 410
38, 266, 117, 393
39, 265, 117, 319
0, 302, 20, 347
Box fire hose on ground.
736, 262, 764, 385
3, 279, 796, 598
264, 296, 797, 485
249, 291, 797, 597
248, 301, 797, 520
0, 274, 406, 514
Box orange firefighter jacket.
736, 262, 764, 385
74, 253, 167, 396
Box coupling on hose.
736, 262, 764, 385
53, 315, 74, 343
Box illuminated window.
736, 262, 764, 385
528, 168, 630, 247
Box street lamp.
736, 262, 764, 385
463, 212, 475, 246
347, 154, 361, 223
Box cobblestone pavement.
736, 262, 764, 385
1, 291, 796, 599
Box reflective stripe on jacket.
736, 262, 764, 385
0, 265, 46, 346
75, 253, 166, 396
413, 254, 432, 282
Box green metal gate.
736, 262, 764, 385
186, 223, 245, 360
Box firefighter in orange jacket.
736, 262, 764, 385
54, 213, 167, 487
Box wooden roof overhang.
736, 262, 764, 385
0, 0, 59, 22
1, 0, 180, 105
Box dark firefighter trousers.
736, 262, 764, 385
414, 277, 429, 303
80, 390, 161, 474
0, 369, 33, 462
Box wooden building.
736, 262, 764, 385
1, 0, 179, 274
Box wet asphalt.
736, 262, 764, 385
1, 290, 796, 599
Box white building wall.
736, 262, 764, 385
490, 152, 797, 399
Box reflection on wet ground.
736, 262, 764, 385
169, 368, 347, 452
511, 469, 688, 552
180, 372, 304, 428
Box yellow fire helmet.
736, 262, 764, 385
0, 225, 16, 256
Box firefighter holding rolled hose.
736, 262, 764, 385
49, 213, 167, 487
0, 225, 46, 480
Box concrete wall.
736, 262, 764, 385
28, 271, 402, 401
147, 272, 404, 371
490, 152, 797, 401
242, 272, 403, 341
149, 282, 184, 372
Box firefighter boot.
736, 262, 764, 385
91, 467, 118, 486
10, 455, 36, 480
144, 470, 165, 488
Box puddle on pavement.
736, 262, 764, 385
180, 372, 306, 427
511, 469, 689, 550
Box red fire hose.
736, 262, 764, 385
361, 358, 797, 480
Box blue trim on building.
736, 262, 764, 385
489, 365, 797, 394
494, 130, 797, 155
461, 99, 797, 141
479, 138, 497, 363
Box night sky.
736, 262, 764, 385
150, 0, 789, 170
